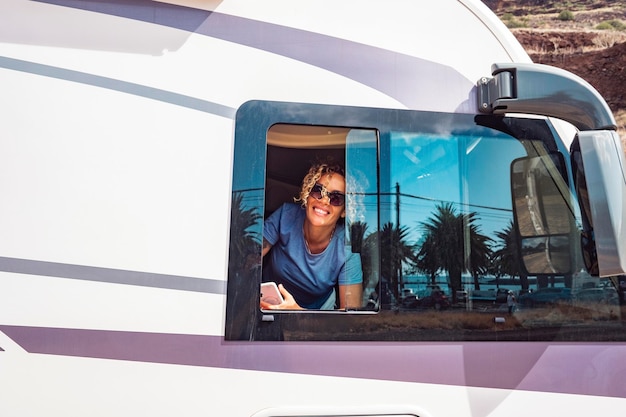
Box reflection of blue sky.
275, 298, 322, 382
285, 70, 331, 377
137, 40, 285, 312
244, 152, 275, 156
232, 101, 530, 251
386, 131, 526, 244
342, 127, 528, 245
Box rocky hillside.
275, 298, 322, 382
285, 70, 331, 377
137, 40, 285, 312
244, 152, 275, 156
483, 0, 626, 144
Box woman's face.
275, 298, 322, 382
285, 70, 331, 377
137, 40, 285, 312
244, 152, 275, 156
305, 173, 346, 228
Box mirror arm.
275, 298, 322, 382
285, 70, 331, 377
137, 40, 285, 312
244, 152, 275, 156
478, 63, 617, 131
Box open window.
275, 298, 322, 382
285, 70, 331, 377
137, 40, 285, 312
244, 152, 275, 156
225, 101, 381, 341
263, 124, 379, 311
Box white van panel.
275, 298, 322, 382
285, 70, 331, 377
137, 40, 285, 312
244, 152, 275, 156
0, 272, 223, 334
0, 69, 231, 278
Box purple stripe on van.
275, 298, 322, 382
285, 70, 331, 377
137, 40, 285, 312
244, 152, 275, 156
2, 325, 625, 398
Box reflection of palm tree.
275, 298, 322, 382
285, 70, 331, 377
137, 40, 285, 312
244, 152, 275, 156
387, 223, 416, 301
469, 222, 493, 290
349, 221, 368, 253
417, 203, 492, 300
493, 221, 529, 290
226, 192, 263, 340
416, 234, 439, 285
364, 222, 415, 302
350, 221, 374, 303
229, 192, 262, 270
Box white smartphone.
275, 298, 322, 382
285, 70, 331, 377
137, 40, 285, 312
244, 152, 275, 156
260, 282, 284, 306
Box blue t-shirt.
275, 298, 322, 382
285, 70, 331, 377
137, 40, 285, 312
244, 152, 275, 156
263, 203, 362, 309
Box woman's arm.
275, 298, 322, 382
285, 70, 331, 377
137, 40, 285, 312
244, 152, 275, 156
261, 238, 272, 257
339, 283, 363, 310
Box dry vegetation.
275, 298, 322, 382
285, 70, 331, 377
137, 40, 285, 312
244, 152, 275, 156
484, 0, 626, 147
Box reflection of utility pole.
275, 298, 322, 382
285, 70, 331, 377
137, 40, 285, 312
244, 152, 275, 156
396, 182, 400, 228
396, 182, 403, 292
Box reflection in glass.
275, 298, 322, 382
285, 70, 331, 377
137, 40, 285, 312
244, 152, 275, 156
346, 128, 380, 309
388, 129, 526, 300
521, 236, 571, 274
512, 154, 572, 237
511, 154, 574, 275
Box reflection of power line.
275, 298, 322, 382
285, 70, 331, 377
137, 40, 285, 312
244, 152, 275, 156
399, 192, 512, 214
238, 187, 512, 215
350, 189, 514, 235
235, 186, 513, 227
233, 187, 264, 194
348, 191, 512, 214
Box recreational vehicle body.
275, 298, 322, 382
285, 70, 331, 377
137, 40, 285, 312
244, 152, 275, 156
1, 1, 626, 416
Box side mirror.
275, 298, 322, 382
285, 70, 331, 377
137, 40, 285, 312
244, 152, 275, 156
511, 153, 574, 275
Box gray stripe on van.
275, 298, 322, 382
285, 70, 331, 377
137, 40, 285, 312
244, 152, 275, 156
0, 256, 226, 294
0, 56, 236, 119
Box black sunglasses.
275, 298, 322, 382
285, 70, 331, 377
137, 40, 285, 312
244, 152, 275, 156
310, 183, 345, 206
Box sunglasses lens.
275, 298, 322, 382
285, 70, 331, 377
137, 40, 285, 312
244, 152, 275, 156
329, 192, 345, 206
310, 184, 323, 199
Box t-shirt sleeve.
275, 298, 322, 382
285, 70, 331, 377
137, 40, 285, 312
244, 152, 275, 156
262, 204, 284, 246
340, 249, 363, 286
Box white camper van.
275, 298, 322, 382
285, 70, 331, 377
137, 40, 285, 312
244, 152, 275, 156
1, 1, 626, 416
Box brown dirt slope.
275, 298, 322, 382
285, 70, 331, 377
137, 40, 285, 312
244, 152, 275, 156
483, 0, 626, 140
529, 40, 626, 112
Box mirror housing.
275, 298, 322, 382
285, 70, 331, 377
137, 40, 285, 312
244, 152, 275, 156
478, 63, 617, 131
573, 131, 626, 276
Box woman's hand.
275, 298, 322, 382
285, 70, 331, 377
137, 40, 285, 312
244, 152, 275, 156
260, 284, 302, 310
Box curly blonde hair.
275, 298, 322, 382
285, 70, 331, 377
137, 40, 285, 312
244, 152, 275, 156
295, 161, 345, 206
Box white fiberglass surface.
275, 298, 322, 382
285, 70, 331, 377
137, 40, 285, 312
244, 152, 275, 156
0, 0, 414, 110
2, 0, 527, 113
212, 0, 530, 81
0, 272, 224, 335
0, 69, 230, 279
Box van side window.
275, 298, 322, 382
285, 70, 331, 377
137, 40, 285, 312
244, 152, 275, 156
226, 100, 623, 342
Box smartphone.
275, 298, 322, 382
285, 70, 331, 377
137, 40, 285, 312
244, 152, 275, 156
260, 282, 284, 306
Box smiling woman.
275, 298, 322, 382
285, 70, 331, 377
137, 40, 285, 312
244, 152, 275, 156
261, 159, 363, 310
